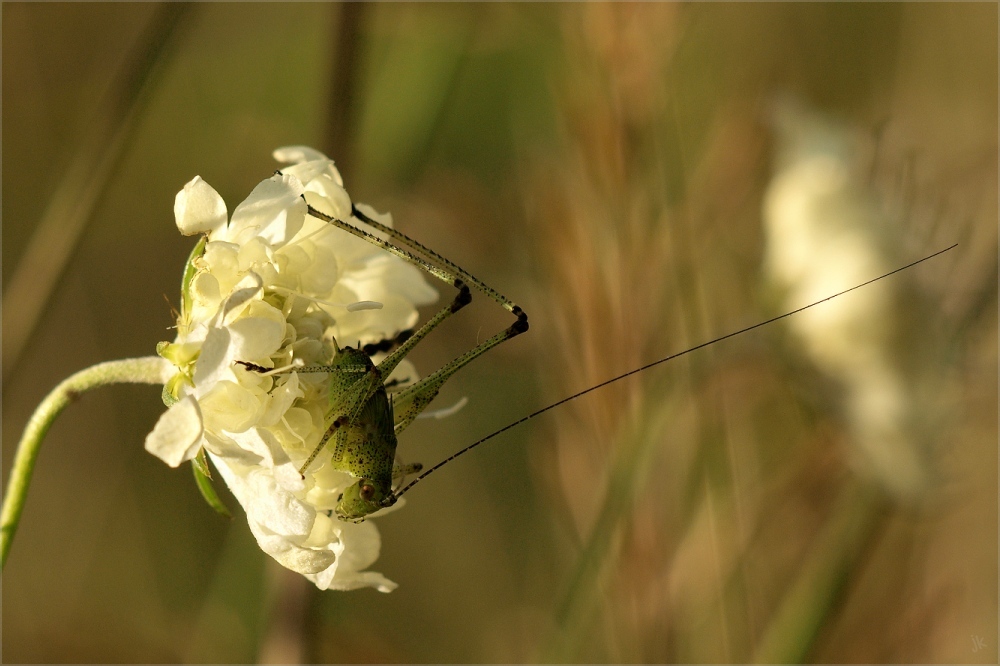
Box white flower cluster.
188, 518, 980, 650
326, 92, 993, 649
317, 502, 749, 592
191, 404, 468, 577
763, 100, 935, 499
145, 147, 437, 591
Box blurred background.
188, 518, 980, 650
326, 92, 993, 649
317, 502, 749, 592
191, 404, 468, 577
2, 3, 996, 663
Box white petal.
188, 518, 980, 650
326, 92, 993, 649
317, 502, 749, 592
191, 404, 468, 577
245, 469, 315, 537
417, 396, 469, 420
174, 176, 227, 236
273, 145, 329, 165
304, 465, 357, 511
249, 520, 338, 575
259, 373, 303, 427
204, 432, 262, 466
192, 325, 235, 391
212, 461, 335, 576
210, 455, 314, 541
200, 380, 261, 433
224, 428, 304, 495
279, 405, 319, 440
307, 564, 397, 593
229, 175, 307, 247
333, 520, 383, 571
145, 396, 204, 467
220, 272, 265, 325
303, 176, 352, 219
200, 241, 241, 292
306, 520, 397, 592
280, 159, 335, 187
209, 449, 314, 541
225, 426, 279, 464
353, 202, 394, 229
272, 148, 345, 187
190, 272, 221, 308
227, 301, 286, 361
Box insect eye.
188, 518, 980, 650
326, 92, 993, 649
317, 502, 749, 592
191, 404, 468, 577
359, 482, 376, 501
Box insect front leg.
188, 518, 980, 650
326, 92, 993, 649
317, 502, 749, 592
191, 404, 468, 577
238, 354, 383, 476
236, 360, 369, 375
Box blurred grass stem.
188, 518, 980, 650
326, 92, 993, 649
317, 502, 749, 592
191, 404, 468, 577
543, 402, 676, 662
257, 562, 310, 664
0, 356, 173, 567
322, 3, 368, 174
1, 4, 190, 383
753, 480, 890, 663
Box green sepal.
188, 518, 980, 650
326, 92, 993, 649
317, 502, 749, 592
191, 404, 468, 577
161, 384, 179, 408
191, 449, 231, 519
159, 369, 193, 407
180, 235, 208, 321
156, 341, 198, 407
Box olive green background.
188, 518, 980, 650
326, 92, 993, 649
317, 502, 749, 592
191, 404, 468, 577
3, 3, 996, 663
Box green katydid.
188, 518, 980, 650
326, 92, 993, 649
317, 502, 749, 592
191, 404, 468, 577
237, 201, 528, 522
227, 199, 954, 523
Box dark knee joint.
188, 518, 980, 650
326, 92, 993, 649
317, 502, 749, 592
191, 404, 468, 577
450, 281, 472, 313
510, 305, 529, 334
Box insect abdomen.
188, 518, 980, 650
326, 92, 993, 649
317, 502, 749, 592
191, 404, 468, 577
325, 346, 398, 484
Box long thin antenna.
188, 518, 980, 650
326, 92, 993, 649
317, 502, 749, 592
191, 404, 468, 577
390, 244, 957, 502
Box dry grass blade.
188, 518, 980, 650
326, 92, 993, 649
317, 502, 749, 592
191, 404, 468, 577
2, 4, 190, 383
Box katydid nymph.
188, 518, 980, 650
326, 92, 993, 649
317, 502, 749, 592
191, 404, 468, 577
231, 199, 955, 523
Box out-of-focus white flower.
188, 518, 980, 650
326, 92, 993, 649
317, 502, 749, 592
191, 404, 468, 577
145, 147, 437, 591
763, 99, 938, 500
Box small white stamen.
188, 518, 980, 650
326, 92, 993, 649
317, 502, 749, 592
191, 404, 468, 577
258, 358, 305, 376
416, 397, 469, 420
346, 301, 383, 312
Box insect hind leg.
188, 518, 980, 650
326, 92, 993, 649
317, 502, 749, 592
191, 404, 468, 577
362, 328, 415, 357
376, 281, 472, 379
305, 204, 528, 332
304, 204, 530, 426
390, 319, 524, 432
350, 204, 526, 318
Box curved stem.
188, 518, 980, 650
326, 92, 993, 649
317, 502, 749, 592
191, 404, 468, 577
1, 356, 173, 568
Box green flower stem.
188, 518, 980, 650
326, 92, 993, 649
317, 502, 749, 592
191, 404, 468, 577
1, 356, 173, 568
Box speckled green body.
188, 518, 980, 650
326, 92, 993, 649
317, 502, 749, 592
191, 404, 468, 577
322, 347, 399, 520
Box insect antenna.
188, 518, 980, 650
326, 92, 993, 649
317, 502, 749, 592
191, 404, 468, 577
389, 244, 958, 503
